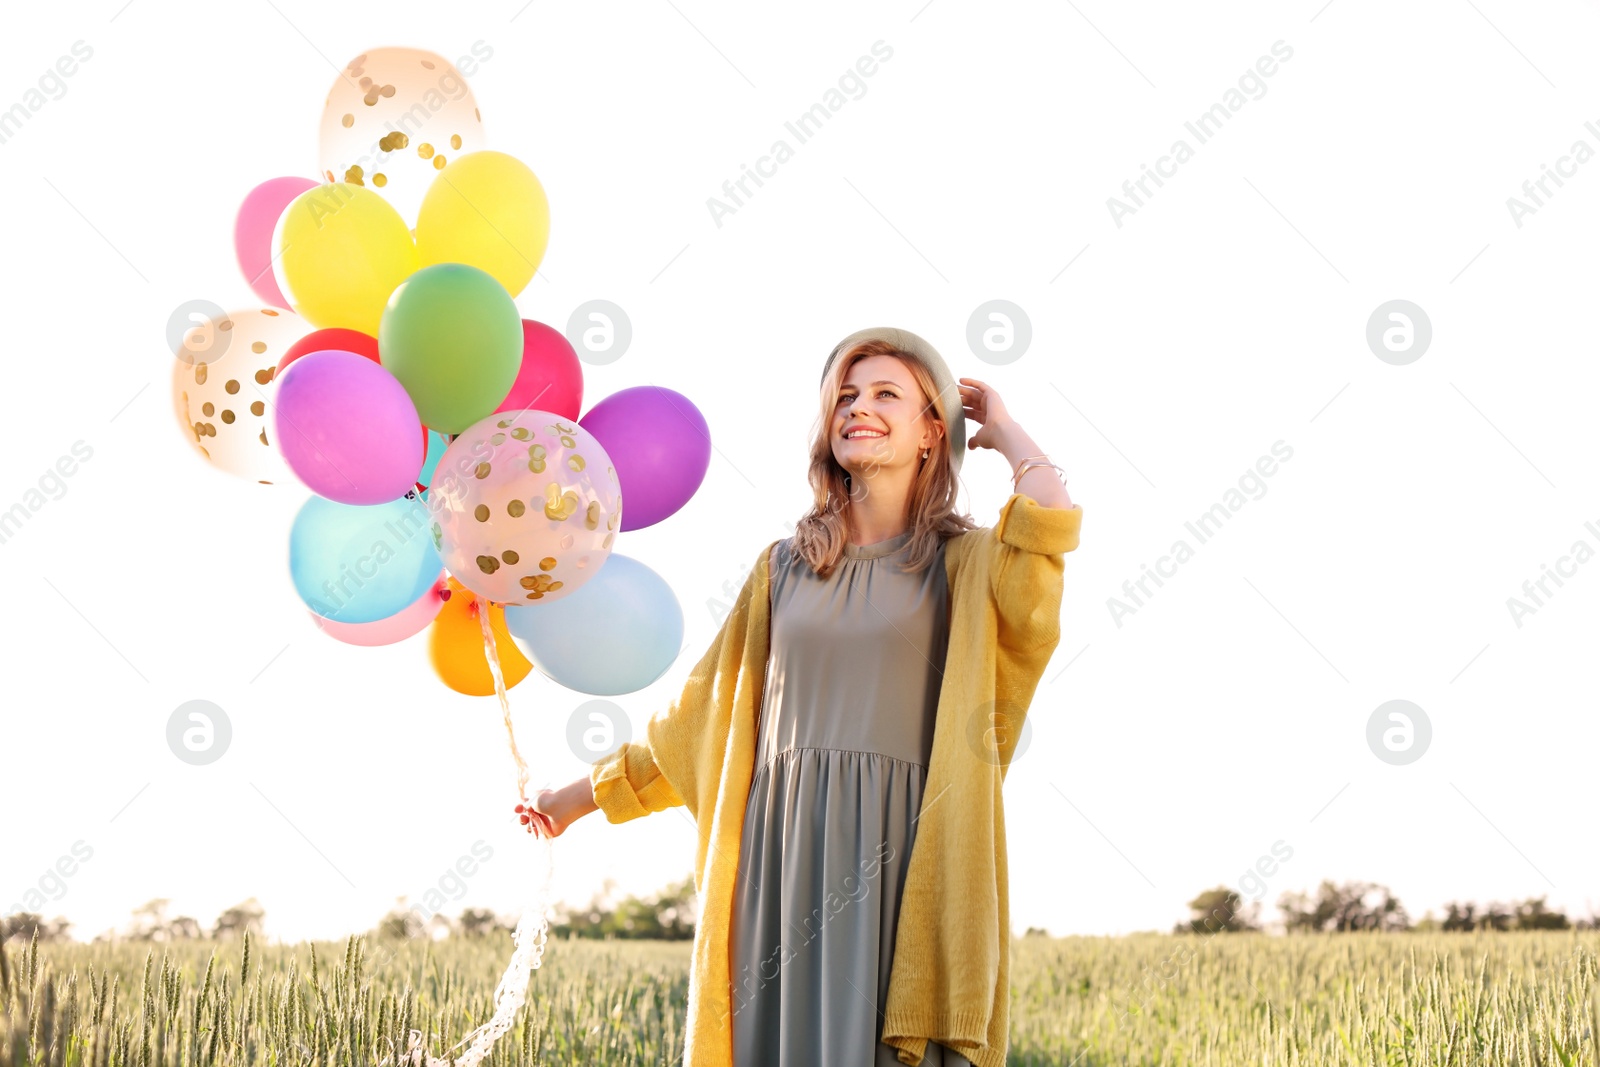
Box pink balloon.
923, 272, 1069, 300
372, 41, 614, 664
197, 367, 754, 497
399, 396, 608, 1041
235, 176, 319, 309
274, 349, 425, 505
311, 573, 447, 645
425, 409, 620, 605
495, 320, 584, 419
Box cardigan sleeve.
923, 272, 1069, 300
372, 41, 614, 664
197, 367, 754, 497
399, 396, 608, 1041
589, 540, 771, 824
588, 736, 684, 823
988, 492, 1082, 657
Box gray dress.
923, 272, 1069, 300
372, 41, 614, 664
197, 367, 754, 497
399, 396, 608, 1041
729, 531, 974, 1067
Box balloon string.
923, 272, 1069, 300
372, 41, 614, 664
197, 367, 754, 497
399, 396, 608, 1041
478, 599, 531, 801
381, 597, 554, 1067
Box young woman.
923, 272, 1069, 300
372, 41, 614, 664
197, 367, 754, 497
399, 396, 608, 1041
527, 327, 1081, 1067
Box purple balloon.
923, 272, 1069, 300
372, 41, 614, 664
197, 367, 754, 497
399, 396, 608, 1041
274, 349, 425, 505
579, 386, 710, 531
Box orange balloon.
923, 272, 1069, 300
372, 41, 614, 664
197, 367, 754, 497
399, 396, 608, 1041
428, 577, 533, 695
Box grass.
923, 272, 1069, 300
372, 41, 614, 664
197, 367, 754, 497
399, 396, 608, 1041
3, 929, 1597, 1065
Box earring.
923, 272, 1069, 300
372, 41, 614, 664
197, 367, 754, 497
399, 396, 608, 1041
921, 449, 929, 459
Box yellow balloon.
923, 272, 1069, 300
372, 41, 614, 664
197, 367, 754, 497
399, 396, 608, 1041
428, 577, 533, 696
277, 183, 419, 334
415, 151, 550, 298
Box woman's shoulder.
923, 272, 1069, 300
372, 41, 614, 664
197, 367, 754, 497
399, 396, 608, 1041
763, 536, 793, 574
941, 524, 993, 564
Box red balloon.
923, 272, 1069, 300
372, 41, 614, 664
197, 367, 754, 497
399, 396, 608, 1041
278, 328, 381, 374
495, 320, 583, 419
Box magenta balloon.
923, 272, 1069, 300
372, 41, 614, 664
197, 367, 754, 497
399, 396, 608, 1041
310, 572, 446, 646
274, 349, 425, 505
235, 176, 319, 308
578, 386, 710, 531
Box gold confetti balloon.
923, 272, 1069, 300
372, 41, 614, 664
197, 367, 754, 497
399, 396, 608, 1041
319, 47, 488, 228
425, 410, 622, 605
171, 307, 310, 484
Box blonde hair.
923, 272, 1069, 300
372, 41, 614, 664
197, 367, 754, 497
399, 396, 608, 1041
789, 338, 978, 577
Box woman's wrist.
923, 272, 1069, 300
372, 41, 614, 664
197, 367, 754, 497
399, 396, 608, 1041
564, 774, 599, 819
994, 422, 1073, 509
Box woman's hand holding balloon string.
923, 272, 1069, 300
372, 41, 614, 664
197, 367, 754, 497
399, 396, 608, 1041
518, 775, 598, 838
514, 799, 552, 837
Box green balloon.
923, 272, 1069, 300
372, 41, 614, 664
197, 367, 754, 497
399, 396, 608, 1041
379, 263, 522, 433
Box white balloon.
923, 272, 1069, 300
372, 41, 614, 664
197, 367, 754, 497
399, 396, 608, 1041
319, 47, 489, 229
171, 307, 308, 484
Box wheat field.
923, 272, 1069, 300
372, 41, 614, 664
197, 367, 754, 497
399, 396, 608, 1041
3, 929, 1597, 1065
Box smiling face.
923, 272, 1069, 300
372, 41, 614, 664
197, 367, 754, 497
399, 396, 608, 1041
830, 354, 939, 475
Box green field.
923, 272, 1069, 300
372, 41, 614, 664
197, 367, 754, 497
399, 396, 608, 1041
3, 930, 1597, 1065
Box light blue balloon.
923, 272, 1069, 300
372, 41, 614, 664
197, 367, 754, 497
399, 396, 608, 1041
503, 553, 684, 696
417, 430, 450, 488
289, 494, 443, 623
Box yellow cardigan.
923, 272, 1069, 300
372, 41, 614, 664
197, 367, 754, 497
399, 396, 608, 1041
589, 493, 1083, 1067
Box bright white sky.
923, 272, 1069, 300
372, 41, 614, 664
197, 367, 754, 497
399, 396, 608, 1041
4, 0, 1600, 945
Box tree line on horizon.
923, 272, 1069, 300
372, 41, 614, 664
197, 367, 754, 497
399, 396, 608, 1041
0, 877, 700, 945
6, 878, 1596, 945
367, 876, 697, 942
1174, 881, 1600, 935
1, 897, 267, 945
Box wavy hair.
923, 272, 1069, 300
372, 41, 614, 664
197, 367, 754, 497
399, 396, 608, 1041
789, 338, 979, 578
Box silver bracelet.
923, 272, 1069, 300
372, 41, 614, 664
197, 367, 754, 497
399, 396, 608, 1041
1012, 460, 1068, 488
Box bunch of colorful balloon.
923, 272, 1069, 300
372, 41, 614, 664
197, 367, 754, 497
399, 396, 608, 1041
173, 47, 709, 698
